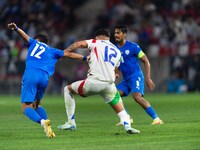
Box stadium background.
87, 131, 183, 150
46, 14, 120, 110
0, 0, 200, 95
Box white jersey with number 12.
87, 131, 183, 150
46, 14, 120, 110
86, 39, 121, 83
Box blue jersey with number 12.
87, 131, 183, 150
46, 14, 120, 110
25, 38, 64, 77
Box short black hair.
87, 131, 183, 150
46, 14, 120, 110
94, 28, 110, 37
114, 25, 127, 33
34, 33, 49, 44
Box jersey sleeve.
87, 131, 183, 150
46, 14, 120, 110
85, 39, 94, 51
132, 43, 145, 58
52, 47, 64, 59
26, 37, 34, 48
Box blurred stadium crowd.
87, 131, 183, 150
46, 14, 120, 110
0, 0, 200, 94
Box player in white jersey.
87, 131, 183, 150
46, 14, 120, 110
86, 39, 119, 83
58, 29, 140, 134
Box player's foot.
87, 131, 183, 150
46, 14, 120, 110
41, 119, 55, 138
152, 117, 163, 125
125, 126, 140, 134
116, 117, 133, 126
58, 122, 77, 131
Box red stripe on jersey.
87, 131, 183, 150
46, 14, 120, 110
92, 39, 96, 43
78, 80, 86, 97
94, 47, 98, 60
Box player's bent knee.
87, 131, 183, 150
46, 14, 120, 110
64, 86, 68, 92
108, 91, 120, 106
21, 102, 33, 112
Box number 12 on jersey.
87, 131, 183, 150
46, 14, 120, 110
30, 43, 45, 59
104, 46, 118, 66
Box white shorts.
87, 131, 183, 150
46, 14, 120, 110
71, 76, 121, 103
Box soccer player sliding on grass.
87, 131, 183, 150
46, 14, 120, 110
58, 29, 140, 134
8, 22, 89, 138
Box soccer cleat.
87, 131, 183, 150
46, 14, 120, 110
57, 122, 77, 131
116, 117, 133, 126
125, 126, 140, 134
152, 117, 163, 125
42, 119, 55, 138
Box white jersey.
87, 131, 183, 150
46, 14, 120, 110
86, 39, 121, 83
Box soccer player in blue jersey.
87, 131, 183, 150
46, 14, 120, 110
7, 23, 87, 138
113, 25, 163, 125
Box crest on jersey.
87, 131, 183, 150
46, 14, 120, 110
125, 50, 130, 55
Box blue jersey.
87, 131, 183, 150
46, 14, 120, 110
21, 38, 64, 103
115, 40, 143, 81
26, 38, 64, 77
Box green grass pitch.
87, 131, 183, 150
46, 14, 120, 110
0, 93, 200, 150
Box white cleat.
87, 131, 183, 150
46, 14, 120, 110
125, 126, 140, 134
58, 122, 77, 131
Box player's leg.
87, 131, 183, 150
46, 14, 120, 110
35, 103, 48, 120
109, 95, 140, 134
34, 99, 55, 138
58, 84, 76, 130
22, 102, 55, 138
22, 102, 56, 138
132, 92, 163, 124
21, 72, 43, 124
130, 76, 163, 124
116, 82, 133, 126
22, 102, 43, 123
104, 85, 140, 134
22, 70, 55, 138
58, 80, 85, 130
36, 71, 55, 137
35, 81, 49, 120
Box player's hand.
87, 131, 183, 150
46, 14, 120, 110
8, 23, 17, 30
86, 55, 90, 62
146, 78, 155, 90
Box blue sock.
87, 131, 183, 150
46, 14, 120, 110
35, 106, 48, 120
145, 106, 158, 119
24, 107, 42, 124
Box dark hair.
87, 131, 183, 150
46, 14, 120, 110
94, 28, 110, 37
34, 33, 49, 44
114, 25, 127, 33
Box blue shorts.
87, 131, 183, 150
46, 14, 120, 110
117, 75, 144, 97
21, 69, 49, 103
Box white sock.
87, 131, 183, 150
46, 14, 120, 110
64, 86, 76, 124
117, 110, 130, 127
40, 119, 45, 126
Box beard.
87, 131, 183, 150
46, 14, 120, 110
115, 38, 122, 43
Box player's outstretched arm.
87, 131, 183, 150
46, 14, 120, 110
64, 51, 87, 61
63, 40, 89, 61
64, 40, 88, 52
8, 23, 29, 43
